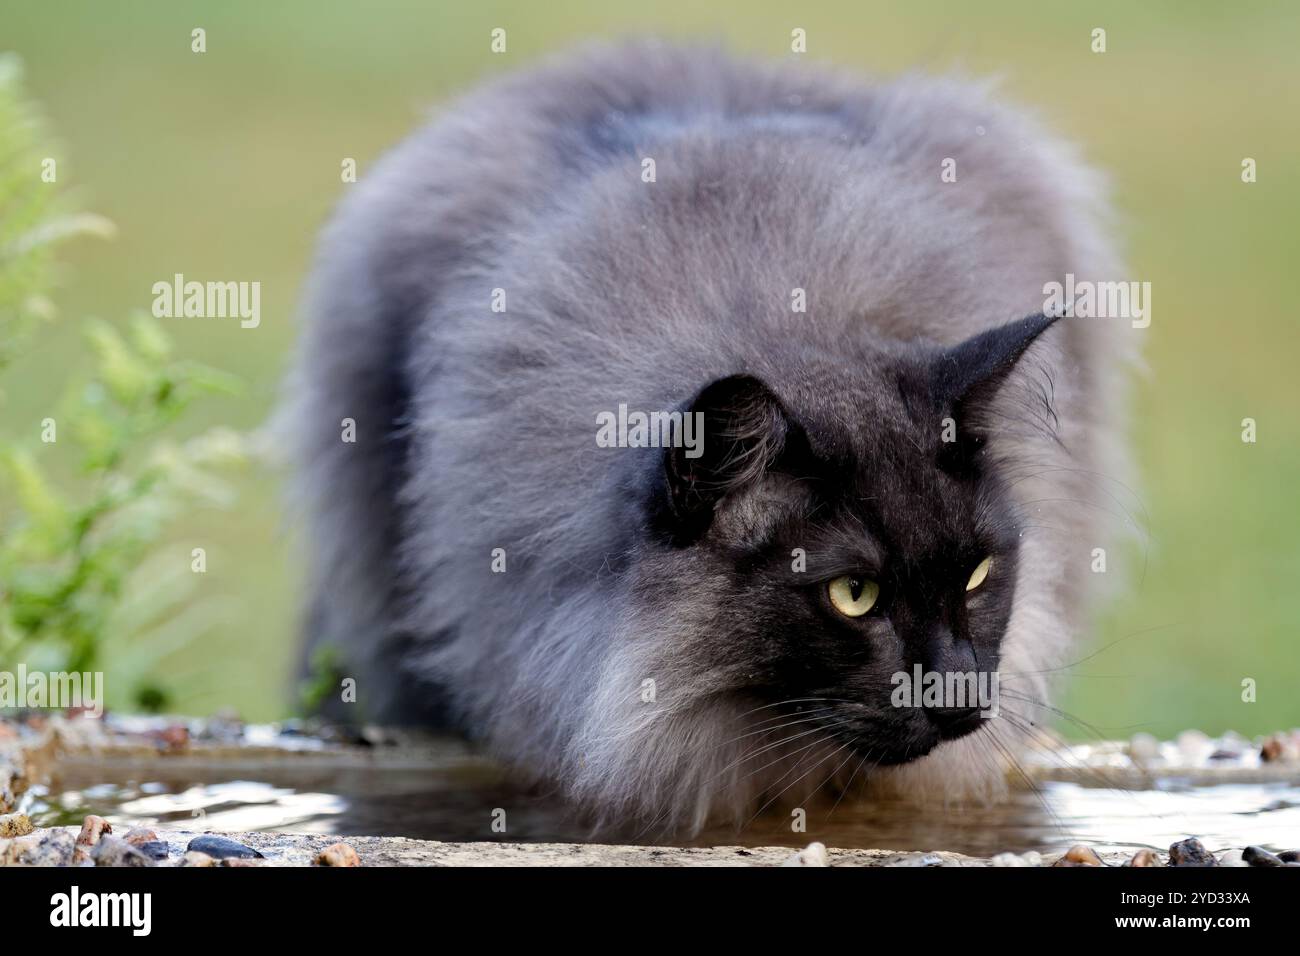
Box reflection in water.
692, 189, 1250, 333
27, 762, 1300, 855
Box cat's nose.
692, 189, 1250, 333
918, 628, 989, 738
923, 627, 978, 675
930, 705, 984, 738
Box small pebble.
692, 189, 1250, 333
154, 724, 189, 751
1128, 849, 1163, 867
73, 815, 111, 863
0, 812, 33, 838
1218, 849, 1249, 867
136, 841, 170, 861
186, 834, 264, 860
76, 815, 111, 847
1261, 736, 1284, 762
21, 829, 75, 867
1176, 730, 1212, 764
0, 836, 37, 865
177, 851, 216, 867
1243, 846, 1286, 867
1128, 732, 1160, 763
1169, 838, 1217, 867
122, 826, 159, 847
779, 842, 828, 867
199, 709, 245, 742
91, 835, 152, 867
1054, 845, 1104, 867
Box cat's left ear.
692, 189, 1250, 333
651, 374, 802, 546
929, 311, 1061, 473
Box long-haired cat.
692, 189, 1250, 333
282, 40, 1138, 834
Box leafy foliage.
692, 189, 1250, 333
0, 54, 113, 371
0, 55, 243, 712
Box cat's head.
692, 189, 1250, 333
639, 312, 1060, 771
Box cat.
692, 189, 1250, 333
281, 39, 1139, 834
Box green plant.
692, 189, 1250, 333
298, 644, 345, 716
0, 55, 243, 712
0, 54, 112, 370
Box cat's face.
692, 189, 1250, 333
644, 313, 1057, 767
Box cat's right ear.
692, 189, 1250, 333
650, 374, 796, 546
929, 311, 1061, 475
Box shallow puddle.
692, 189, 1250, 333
24, 762, 1300, 856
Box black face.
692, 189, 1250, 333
713, 452, 1021, 766
648, 313, 1058, 766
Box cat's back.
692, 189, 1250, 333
337, 38, 1117, 356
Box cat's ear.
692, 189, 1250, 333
929, 311, 1061, 473
653, 374, 797, 546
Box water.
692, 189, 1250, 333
25, 760, 1300, 856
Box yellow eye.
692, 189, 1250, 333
828, 575, 879, 617
966, 556, 992, 591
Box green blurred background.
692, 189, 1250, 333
2, 0, 1296, 737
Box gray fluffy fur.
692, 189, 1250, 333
281, 40, 1139, 833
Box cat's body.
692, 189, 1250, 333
283, 41, 1137, 833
